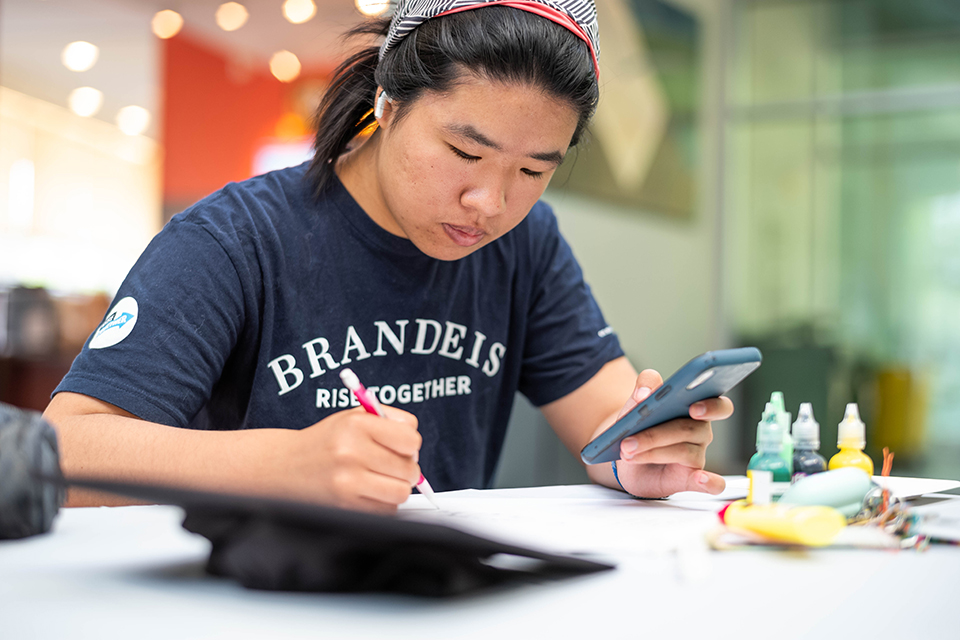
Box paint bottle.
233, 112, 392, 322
791, 402, 827, 482
828, 403, 874, 476
769, 391, 793, 474
748, 404, 791, 499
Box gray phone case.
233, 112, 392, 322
580, 347, 762, 464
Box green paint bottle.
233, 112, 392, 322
748, 403, 791, 499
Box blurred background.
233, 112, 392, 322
1, 0, 958, 486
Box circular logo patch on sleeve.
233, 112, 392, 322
89, 297, 139, 349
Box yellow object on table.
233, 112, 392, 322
719, 499, 847, 547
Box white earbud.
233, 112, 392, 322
374, 90, 393, 119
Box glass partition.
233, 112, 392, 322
726, 0, 960, 477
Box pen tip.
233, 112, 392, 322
417, 478, 441, 510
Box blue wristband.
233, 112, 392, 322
611, 460, 667, 500
611, 460, 627, 492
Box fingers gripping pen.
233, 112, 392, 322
339, 368, 441, 509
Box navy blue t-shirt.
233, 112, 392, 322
56, 162, 623, 490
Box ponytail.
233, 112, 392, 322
307, 20, 389, 196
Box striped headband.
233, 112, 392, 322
380, 0, 600, 79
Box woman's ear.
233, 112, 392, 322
374, 88, 394, 123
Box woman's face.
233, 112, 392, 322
370, 74, 580, 261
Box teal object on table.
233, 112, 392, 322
779, 467, 876, 518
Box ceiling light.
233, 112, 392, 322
216, 2, 249, 32
269, 50, 301, 83
355, 0, 391, 17
61, 41, 99, 72
152, 10, 184, 39
68, 87, 104, 117
282, 0, 316, 25
116, 106, 151, 136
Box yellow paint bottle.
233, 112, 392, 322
719, 500, 846, 547
829, 403, 874, 476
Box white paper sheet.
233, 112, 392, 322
399, 484, 718, 557
872, 475, 960, 499
399, 476, 959, 555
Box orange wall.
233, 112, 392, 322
161, 32, 328, 214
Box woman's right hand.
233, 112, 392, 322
273, 405, 423, 513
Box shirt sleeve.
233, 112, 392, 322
54, 217, 247, 427
517, 204, 625, 407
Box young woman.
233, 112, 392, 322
44, 0, 733, 512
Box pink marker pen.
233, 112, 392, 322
339, 368, 440, 509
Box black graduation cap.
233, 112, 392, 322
63, 477, 615, 597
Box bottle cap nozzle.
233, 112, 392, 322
792, 402, 820, 448
756, 402, 776, 447
769, 391, 785, 414
756, 407, 784, 450
769, 391, 792, 437
838, 402, 866, 449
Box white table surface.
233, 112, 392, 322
2, 483, 958, 640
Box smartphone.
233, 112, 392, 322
580, 347, 763, 465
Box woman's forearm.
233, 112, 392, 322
43, 391, 422, 512
43, 392, 287, 507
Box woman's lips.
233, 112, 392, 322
443, 223, 485, 247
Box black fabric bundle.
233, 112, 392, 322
64, 477, 615, 597
0, 403, 64, 539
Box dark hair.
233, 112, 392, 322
307, 7, 599, 196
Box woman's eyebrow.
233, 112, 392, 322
529, 149, 565, 166
446, 123, 502, 151
444, 123, 565, 166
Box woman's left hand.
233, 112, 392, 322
601, 369, 734, 498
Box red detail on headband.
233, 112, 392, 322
435, 1, 600, 79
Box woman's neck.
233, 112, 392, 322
335, 132, 403, 237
